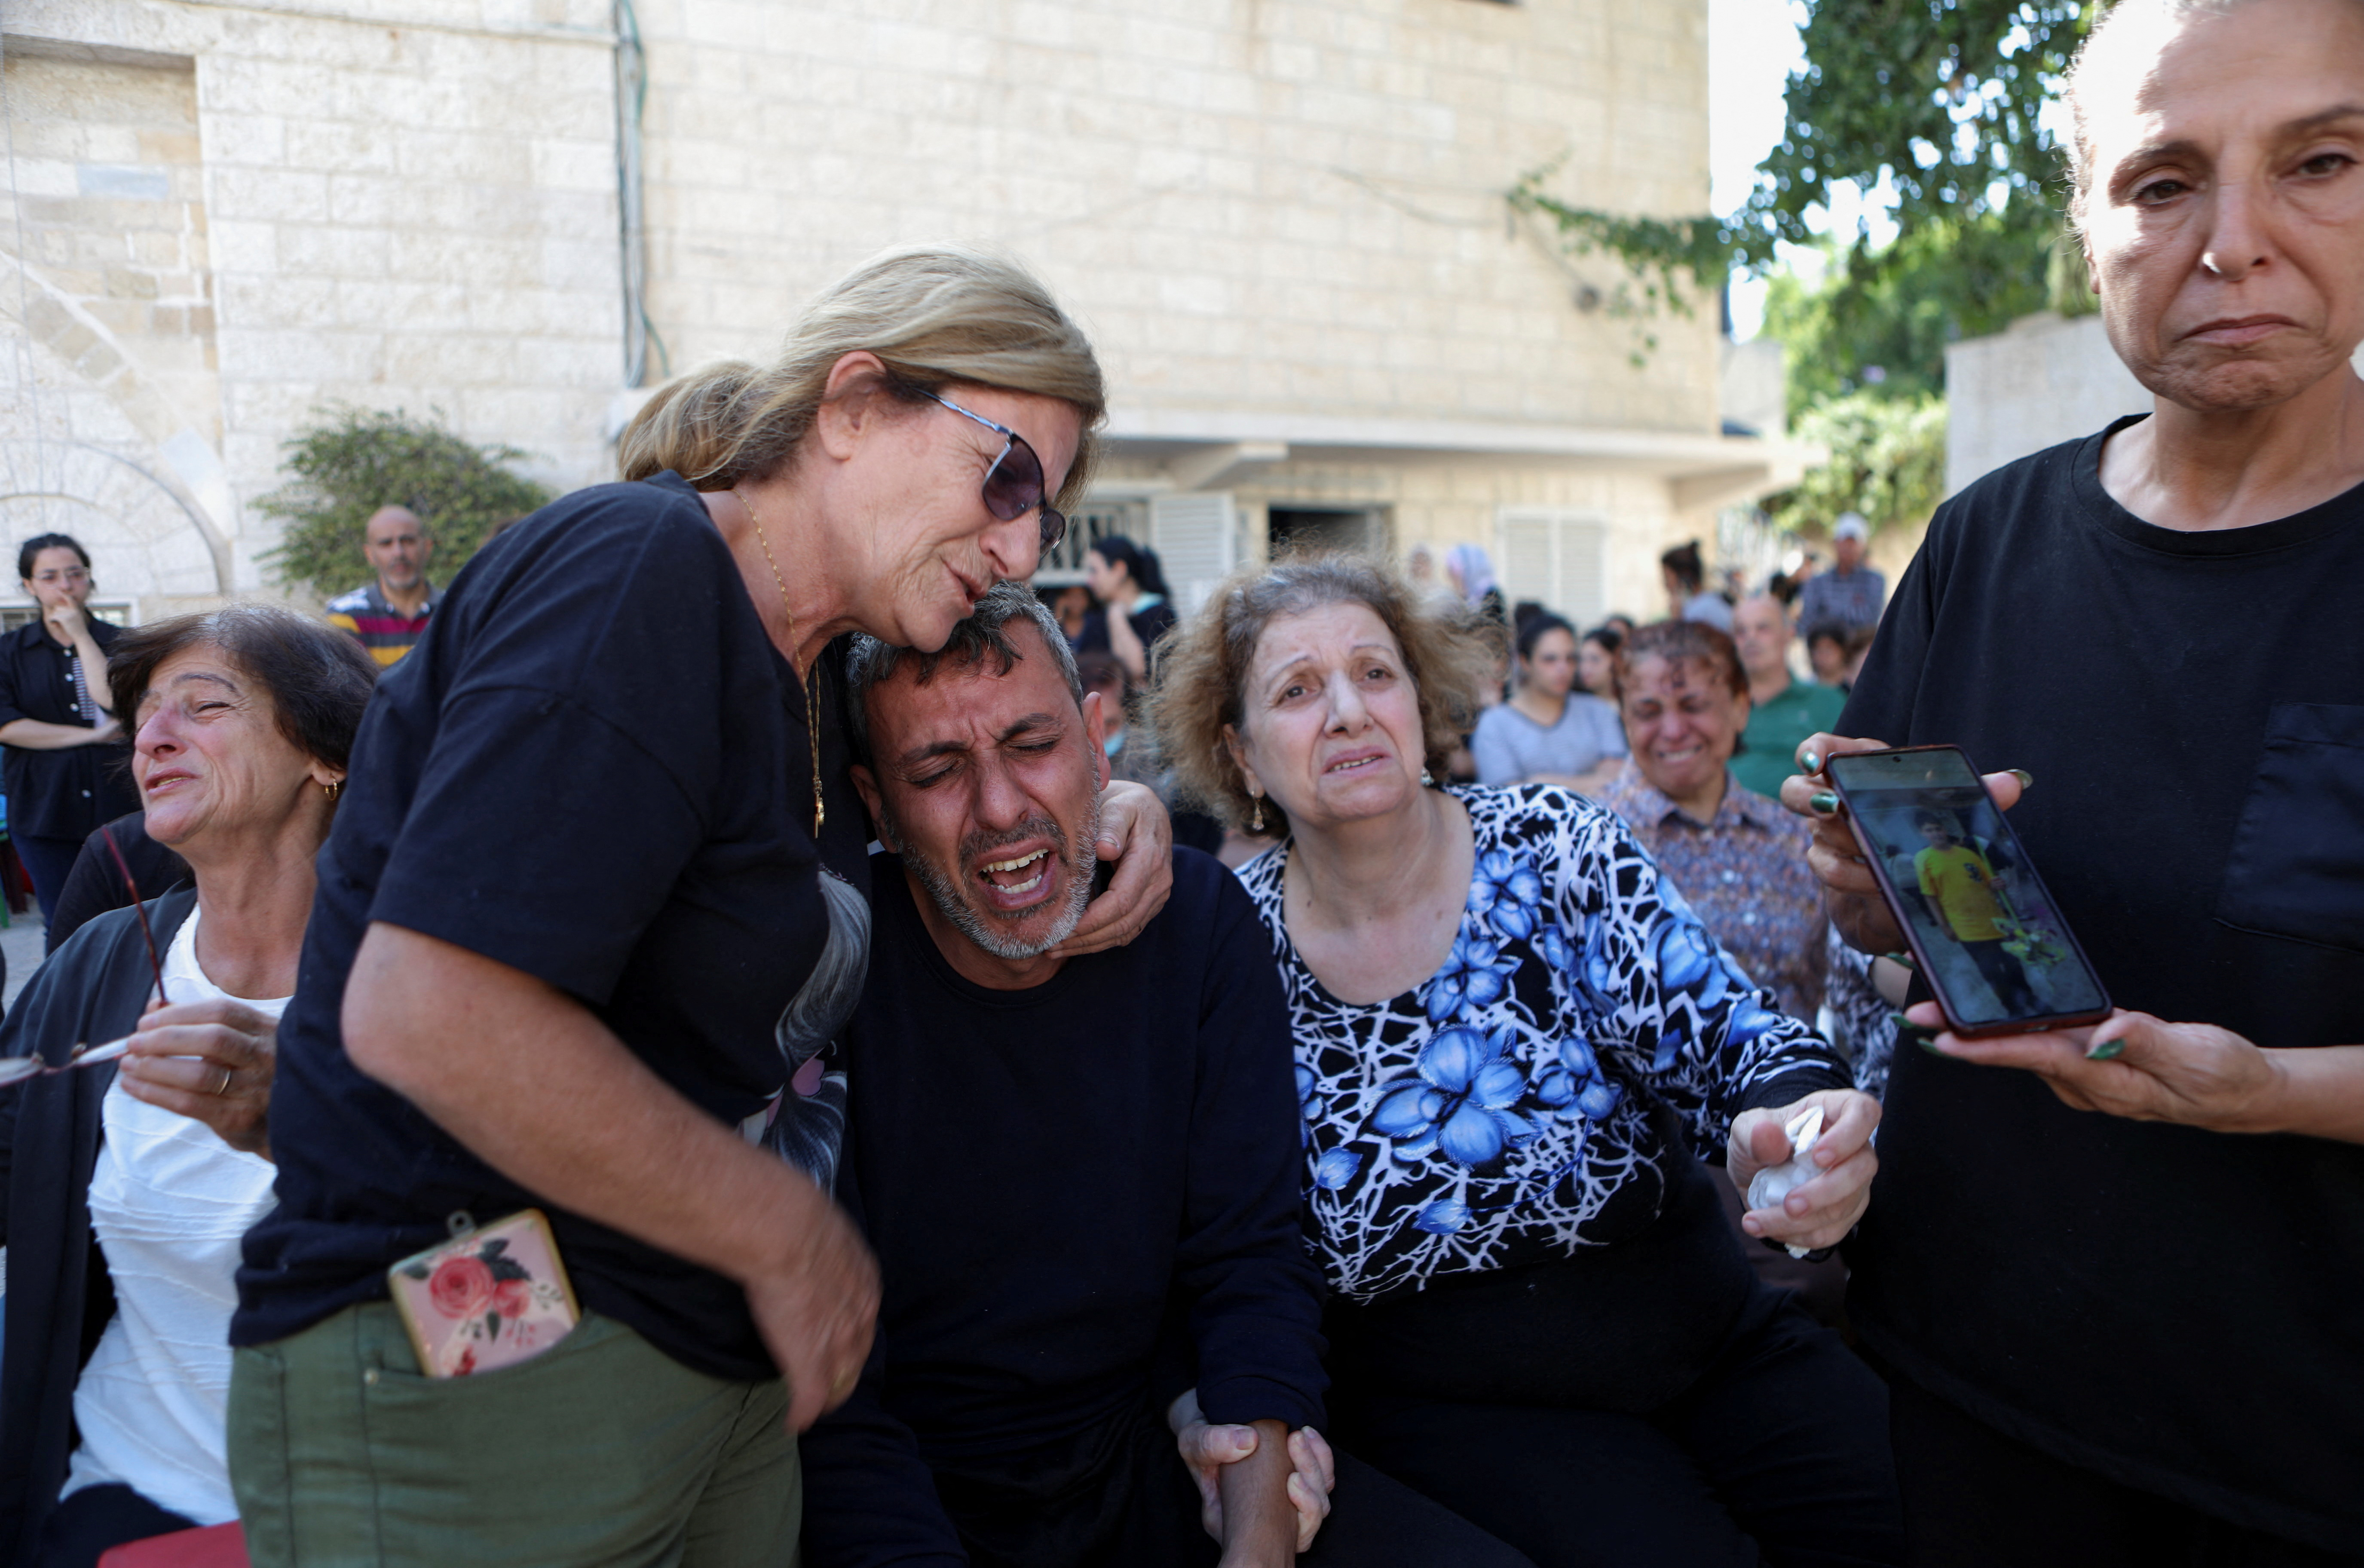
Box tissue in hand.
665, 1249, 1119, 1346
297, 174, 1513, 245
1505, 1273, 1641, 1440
1744, 1105, 1825, 1260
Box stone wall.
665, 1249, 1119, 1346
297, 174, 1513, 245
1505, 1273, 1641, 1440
633, 0, 1720, 438
2, 0, 621, 611
3, 0, 1734, 626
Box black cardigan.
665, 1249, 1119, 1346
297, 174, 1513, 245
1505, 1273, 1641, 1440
0, 887, 198, 1562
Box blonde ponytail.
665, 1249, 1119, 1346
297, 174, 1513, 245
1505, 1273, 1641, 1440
617, 244, 1106, 505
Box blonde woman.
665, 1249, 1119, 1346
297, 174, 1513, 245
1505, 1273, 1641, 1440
227, 247, 1175, 1565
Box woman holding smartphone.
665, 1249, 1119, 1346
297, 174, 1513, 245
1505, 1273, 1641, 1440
1787, 1, 2364, 1560
226, 246, 1177, 1567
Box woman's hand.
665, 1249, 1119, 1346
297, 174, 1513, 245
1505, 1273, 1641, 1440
1726, 1087, 1882, 1251
1778, 733, 2026, 955
118, 996, 278, 1158
1907, 1004, 2325, 1132
43, 597, 91, 645
1912, 1006, 2364, 1142
1051, 779, 1173, 957
1170, 1388, 1335, 1553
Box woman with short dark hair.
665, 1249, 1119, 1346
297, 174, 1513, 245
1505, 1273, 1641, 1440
1599, 621, 1827, 1025
0, 534, 138, 919
0, 605, 377, 1567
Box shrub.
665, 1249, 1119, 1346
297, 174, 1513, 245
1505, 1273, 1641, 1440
1765, 392, 1948, 539
257, 406, 554, 600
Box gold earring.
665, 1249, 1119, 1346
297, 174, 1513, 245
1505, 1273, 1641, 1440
1250, 793, 1264, 832
324, 778, 343, 802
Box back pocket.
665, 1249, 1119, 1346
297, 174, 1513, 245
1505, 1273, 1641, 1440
2215, 703, 2364, 954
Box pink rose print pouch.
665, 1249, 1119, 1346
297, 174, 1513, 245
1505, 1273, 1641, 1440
387, 1209, 582, 1377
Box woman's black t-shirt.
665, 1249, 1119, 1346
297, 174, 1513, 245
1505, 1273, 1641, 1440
234, 474, 871, 1383
1840, 416, 2364, 1553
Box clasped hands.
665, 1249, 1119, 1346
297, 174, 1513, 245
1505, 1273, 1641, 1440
1170, 1387, 1334, 1560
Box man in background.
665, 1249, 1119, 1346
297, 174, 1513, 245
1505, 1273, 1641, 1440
1795, 513, 1885, 641
1728, 593, 1844, 799
325, 505, 437, 667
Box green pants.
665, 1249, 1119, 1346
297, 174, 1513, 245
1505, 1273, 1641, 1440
228, 1304, 799, 1568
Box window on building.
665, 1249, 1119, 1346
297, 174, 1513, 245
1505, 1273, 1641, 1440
1495, 508, 1609, 628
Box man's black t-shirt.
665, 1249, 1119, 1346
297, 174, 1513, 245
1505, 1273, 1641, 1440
235, 474, 871, 1382
1840, 417, 2364, 1552
799, 850, 1326, 1566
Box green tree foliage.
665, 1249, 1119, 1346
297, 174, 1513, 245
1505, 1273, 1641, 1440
1517, 0, 2104, 392
258, 407, 552, 601
1767, 391, 1950, 535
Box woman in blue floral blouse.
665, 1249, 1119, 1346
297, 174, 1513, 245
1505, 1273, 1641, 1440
1151, 554, 1902, 1568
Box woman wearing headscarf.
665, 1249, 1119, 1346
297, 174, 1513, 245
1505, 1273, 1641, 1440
1789, 2, 2364, 1557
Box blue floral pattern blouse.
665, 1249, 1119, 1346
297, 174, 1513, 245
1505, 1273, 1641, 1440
1236, 784, 1850, 1303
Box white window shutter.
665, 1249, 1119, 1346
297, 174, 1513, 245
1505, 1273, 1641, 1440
1494, 508, 1609, 628
1148, 492, 1238, 617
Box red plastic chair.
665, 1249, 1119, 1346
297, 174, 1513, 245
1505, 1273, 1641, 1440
98, 1522, 248, 1568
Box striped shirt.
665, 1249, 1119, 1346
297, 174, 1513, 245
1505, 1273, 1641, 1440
324, 581, 438, 667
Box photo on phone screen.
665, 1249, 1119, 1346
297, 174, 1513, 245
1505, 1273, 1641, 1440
1826, 748, 2109, 1032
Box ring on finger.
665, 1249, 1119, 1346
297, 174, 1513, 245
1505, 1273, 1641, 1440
212, 1066, 233, 1096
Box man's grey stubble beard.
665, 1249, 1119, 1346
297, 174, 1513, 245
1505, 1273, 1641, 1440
894, 793, 1103, 962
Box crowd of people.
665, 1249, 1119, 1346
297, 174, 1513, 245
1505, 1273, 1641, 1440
0, 0, 2360, 1563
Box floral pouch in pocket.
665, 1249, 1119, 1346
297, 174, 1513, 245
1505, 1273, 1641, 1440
387, 1208, 582, 1378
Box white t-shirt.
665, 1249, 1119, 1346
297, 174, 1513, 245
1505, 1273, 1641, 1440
61, 906, 288, 1526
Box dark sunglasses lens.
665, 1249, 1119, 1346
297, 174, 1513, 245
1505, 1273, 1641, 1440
980, 438, 1043, 523
1039, 505, 1068, 554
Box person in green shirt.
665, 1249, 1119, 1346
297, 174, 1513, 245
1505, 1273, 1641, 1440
1729, 593, 1845, 798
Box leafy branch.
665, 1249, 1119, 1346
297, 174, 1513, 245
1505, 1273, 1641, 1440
257, 406, 553, 602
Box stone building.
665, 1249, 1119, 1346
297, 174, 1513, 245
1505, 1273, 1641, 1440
2, 0, 1804, 627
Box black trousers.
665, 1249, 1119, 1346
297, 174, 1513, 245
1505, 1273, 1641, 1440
15, 831, 84, 925
1889, 1379, 2364, 1568
938, 1397, 1534, 1568
1959, 938, 2039, 1018
1336, 1283, 1904, 1568
32, 1482, 196, 1568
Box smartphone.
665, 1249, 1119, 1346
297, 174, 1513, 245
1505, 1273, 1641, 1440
1824, 746, 2111, 1037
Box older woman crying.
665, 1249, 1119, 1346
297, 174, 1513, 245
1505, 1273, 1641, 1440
0, 606, 376, 1567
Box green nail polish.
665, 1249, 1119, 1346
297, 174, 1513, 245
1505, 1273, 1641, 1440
2086, 1038, 2123, 1060
1809, 791, 1838, 815
1799, 750, 1822, 773
2010, 769, 2035, 790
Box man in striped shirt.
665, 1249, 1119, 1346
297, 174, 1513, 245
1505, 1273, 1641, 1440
325, 506, 438, 667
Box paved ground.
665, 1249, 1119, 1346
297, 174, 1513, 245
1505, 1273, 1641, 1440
2, 906, 45, 1011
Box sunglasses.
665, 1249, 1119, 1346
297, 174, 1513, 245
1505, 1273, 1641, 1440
915, 389, 1069, 557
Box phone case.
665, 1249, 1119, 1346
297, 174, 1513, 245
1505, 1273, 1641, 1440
387, 1209, 582, 1378
1826, 745, 2113, 1038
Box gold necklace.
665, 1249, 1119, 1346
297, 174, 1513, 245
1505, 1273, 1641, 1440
736, 487, 826, 836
